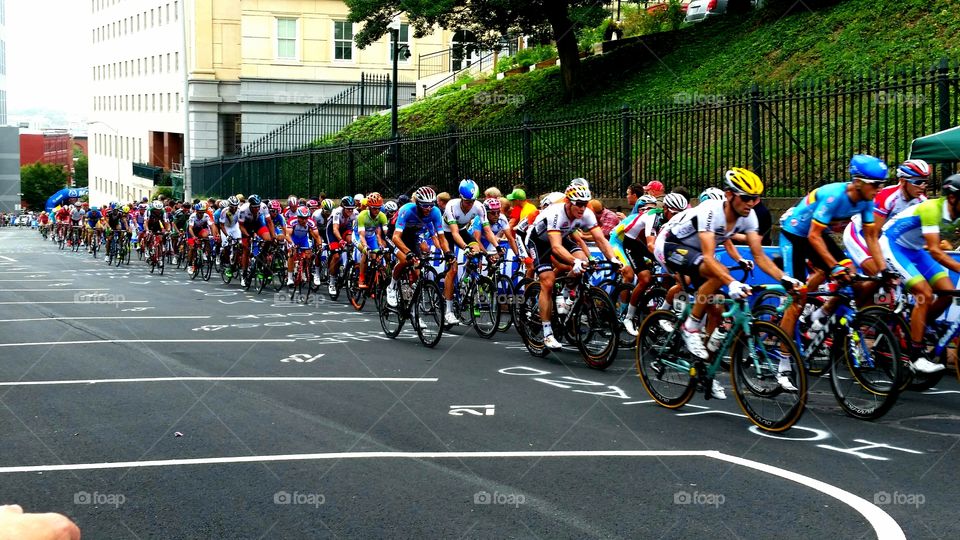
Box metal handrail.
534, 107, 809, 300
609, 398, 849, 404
424, 51, 495, 94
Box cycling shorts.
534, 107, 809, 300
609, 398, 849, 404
879, 235, 949, 288
779, 229, 846, 281
362, 235, 380, 252
662, 241, 707, 287
611, 236, 651, 271
527, 234, 581, 275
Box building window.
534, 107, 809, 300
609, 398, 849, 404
175, 52, 179, 71
166, 53, 171, 72
334, 21, 353, 61
174, 1, 178, 20
277, 18, 297, 60
395, 24, 410, 64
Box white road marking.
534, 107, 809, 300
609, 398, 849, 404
0, 339, 295, 347
0, 450, 905, 539
0, 316, 210, 323
0, 288, 110, 292
0, 279, 72, 282
0, 301, 148, 305
0, 377, 440, 386
0, 256, 16, 262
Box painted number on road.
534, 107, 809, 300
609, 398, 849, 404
449, 405, 495, 416
280, 353, 326, 363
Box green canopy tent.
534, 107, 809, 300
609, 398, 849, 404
909, 126, 960, 163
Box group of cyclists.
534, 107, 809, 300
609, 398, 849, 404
38, 153, 960, 426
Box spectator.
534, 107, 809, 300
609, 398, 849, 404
587, 199, 621, 239
437, 192, 451, 212
484, 186, 502, 199
506, 188, 537, 229
626, 183, 643, 208
643, 180, 665, 198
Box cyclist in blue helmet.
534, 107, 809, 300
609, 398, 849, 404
778, 153, 890, 345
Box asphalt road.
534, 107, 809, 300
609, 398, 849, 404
0, 227, 958, 539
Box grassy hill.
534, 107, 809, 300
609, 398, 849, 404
327, 0, 960, 143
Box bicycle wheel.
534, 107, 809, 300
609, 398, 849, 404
516, 283, 548, 357
571, 286, 620, 370
468, 276, 498, 338
201, 247, 214, 281
190, 250, 202, 280
58, 230, 65, 250
349, 266, 366, 311
729, 321, 807, 432
635, 310, 696, 408
72, 230, 81, 252
157, 244, 165, 275
859, 306, 912, 392
220, 250, 235, 285
830, 314, 902, 420
328, 261, 343, 301
413, 280, 444, 348
494, 273, 514, 334
379, 285, 405, 338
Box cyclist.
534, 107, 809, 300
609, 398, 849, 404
657, 168, 801, 397
237, 194, 276, 288
218, 196, 243, 279
284, 195, 299, 223
68, 202, 84, 246
54, 204, 70, 240
144, 201, 170, 256
442, 179, 502, 326
878, 174, 960, 374
186, 202, 218, 275
471, 197, 524, 262
386, 187, 448, 308
84, 203, 103, 253
285, 206, 323, 286
326, 196, 358, 296
171, 202, 191, 257
614, 192, 688, 336
779, 154, 888, 343
842, 158, 929, 303
527, 182, 623, 350
103, 203, 127, 261
38, 211, 50, 237
356, 192, 388, 289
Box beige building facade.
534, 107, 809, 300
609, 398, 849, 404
187, 0, 458, 160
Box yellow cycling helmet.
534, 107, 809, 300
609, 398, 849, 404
121, 205, 130, 214
724, 167, 763, 196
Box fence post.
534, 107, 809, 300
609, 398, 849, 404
359, 73, 366, 117
308, 151, 314, 197
937, 58, 952, 180
620, 105, 633, 194
347, 141, 355, 195
750, 84, 764, 179
522, 115, 533, 187
449, 124, 459, 181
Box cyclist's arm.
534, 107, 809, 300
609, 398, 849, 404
547, 230, 576, 265
358, 225, 369, 250
742, 231, 783, 281
332, 221, 342, 242
699, 231, 735, 285
924, 231, 960, 273
503, 226, 521, 258
310, 227, 321, 245
585, 226, 618, 262
481, 223, 499, 250
806, 220, 841, 269
448, 222, 471, 250
392, 227, 412, 255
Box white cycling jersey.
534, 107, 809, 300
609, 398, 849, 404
442, 199, 488, 233
529, 203, 599, 241
662, 199, 758, 249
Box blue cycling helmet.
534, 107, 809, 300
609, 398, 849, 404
340, 195, 355, 208
459, 179, 479, 201
849, 154, 888, 183
109, 202, 119, 210
248, 194, 261, 205
397, 194, 411, 206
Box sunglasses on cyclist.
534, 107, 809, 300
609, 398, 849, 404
571, 200, 589, 208
907, 178, 929, 186
417, 202, 435, 209
738, 194, 760, 203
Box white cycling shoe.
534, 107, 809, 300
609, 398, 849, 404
709, 379, 727, 400
681, 328, 709, 360
911, 357, 945, 374
543, 334, 563, 350
623, 319, 639, 337
444, 312, 461, 326
386, 287, 399, 307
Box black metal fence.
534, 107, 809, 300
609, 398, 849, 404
241, 73, 393, 155
192, 59, 960, 200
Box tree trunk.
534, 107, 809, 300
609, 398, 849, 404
545, 2, 581, 102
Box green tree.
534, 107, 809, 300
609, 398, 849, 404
21, 163, 68, 211
345, 0, 607, 100
73, 154, 89, 188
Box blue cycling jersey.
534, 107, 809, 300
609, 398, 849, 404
780, 182, 875, 236
213, 208, 222, 224
394, 202, 443, 236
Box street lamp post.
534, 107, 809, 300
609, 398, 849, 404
385, 15, 410, 195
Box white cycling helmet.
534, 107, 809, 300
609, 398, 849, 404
565, 184, 592, 203
569, 177, 590, 189
699, 187, 725, 202
663, 193, 688, 211
151, 200, 163, 210
414, 186, 437, 205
